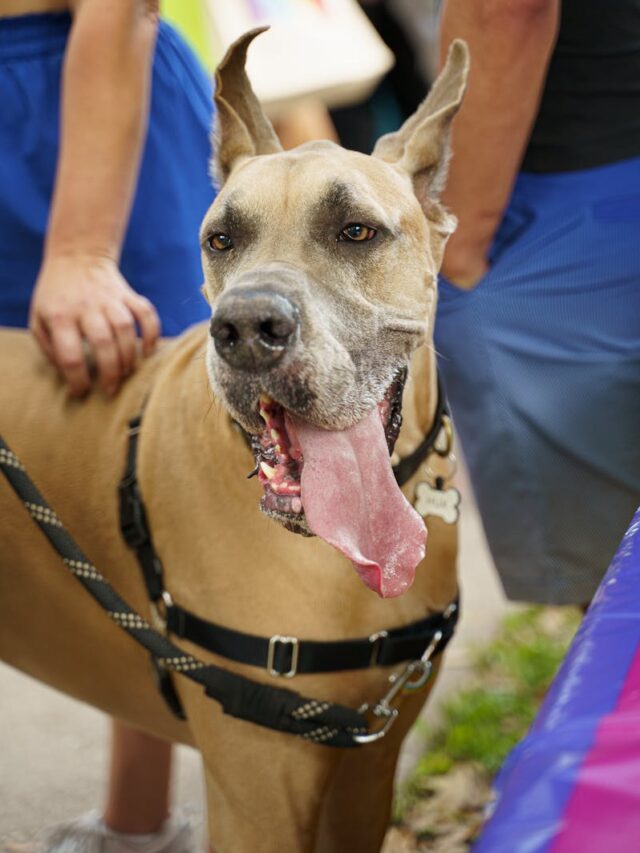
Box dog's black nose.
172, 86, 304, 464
210, 289, 299, 371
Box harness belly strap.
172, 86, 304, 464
165, 601, 458, 676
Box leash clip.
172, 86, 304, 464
353, 626, 447, 744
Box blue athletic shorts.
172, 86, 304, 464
436, 156, 640, 604
0, 12, 215, 334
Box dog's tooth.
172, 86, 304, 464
259, 393, 272, 406
291, 498, 302, 514
271, 429, 281, 442
259, 409, 270, 424
260, 461, 276, 480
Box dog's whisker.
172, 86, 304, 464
425, 341, 446, 361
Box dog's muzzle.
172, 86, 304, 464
210, 288, 299, 372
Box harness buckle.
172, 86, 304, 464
267, 635, 300, 678
118, 477, 151, 549
368, 630, 389, 666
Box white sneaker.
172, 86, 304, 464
40, 811, 196, 853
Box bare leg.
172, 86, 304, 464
103, 720, 172, 834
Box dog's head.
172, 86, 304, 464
201, 29, 468, 597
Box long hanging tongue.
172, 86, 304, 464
285, 409, 427, 598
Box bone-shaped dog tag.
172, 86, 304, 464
414, 480, 460, 525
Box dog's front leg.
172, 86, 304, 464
178, 678, 341, 853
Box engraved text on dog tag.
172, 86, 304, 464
414, 481, 461, 525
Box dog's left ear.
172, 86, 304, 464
372, 39, 469, 204
212, 27, 282, 187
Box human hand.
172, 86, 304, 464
29, 254, 160, 397
440, 250, 489, 290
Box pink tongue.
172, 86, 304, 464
285, 409, 426, 598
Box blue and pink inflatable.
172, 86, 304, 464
475, 508, 640, 852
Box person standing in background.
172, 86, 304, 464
435, 0, 640, 605
0, 0, 214, 850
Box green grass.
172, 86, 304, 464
397, 607, 581, 818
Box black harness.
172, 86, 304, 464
0, 383, 458, 748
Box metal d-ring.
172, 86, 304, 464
433, 414, 454, 458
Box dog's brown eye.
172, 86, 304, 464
339, 224, 377, 243
209, 232, 233, 252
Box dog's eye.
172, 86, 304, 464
339, 223, 377, 243
209, 232, 234, 252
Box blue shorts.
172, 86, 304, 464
436, 156, 640, 604
0, 12, 215, 334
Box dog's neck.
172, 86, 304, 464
393, 344, 439, 463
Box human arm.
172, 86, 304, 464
30, 0, 161, 395
438, 0, 560, 287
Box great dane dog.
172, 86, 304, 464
0, 30, 468, 853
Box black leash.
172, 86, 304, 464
0, 436, 458, 748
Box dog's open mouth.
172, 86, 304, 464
248, 370, 427, 598
252, 372, 405, 523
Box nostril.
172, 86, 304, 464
258, 317, 295, 346
216, 322, 240, 346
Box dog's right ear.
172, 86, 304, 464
212, 27, 282, 188
372, 40, 469, 203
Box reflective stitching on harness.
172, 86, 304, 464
292, 700, 331, 720
303, 726, 339, 743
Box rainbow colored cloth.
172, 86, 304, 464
475, 507, 640, 852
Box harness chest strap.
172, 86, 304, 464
0, 436, 457, 747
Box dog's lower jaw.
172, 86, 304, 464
262, 505, 313, 536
